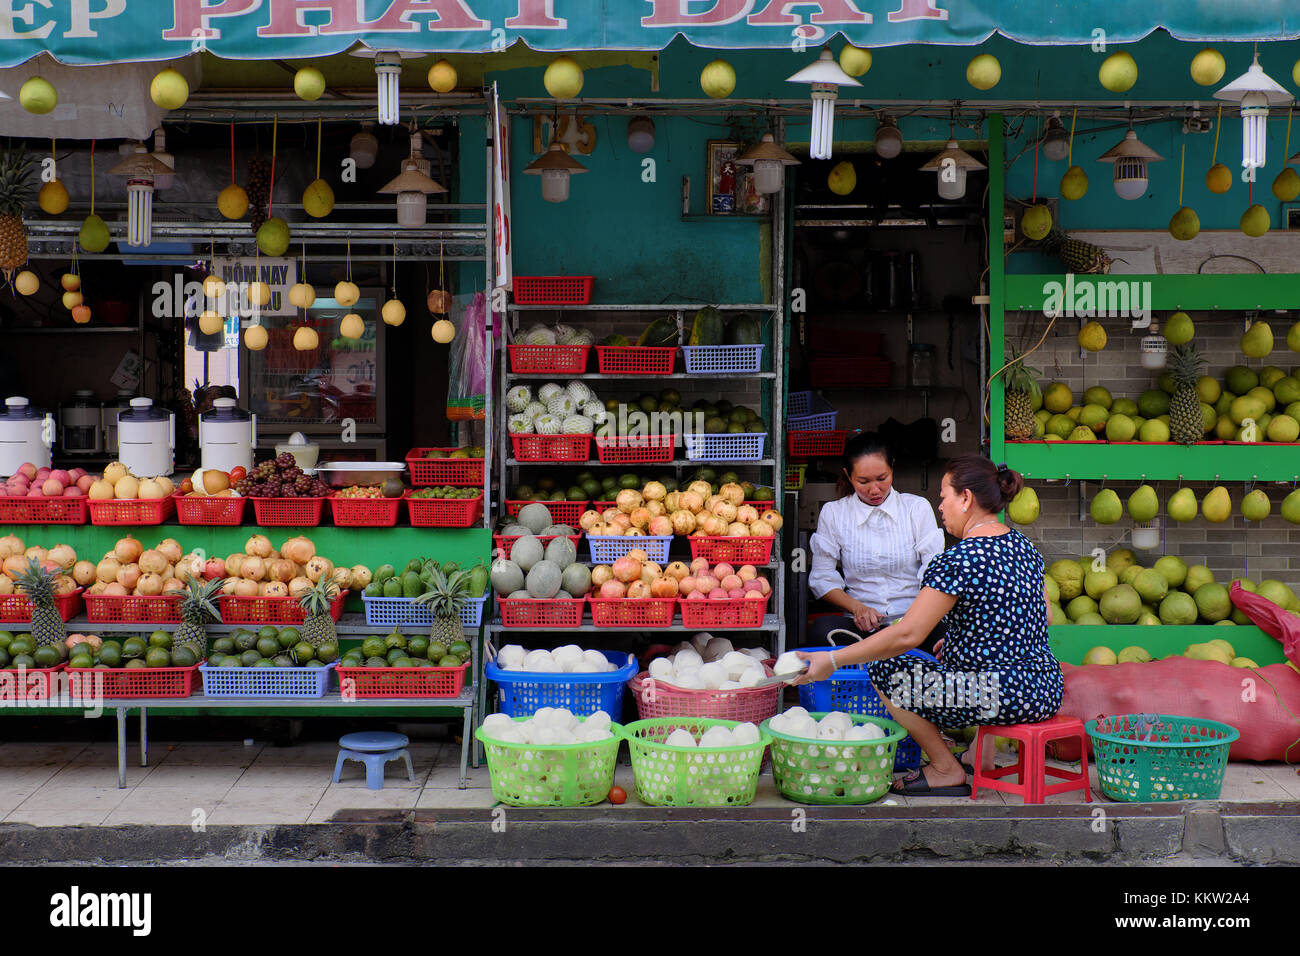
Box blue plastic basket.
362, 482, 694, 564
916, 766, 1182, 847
486, 649, 638, 721
361, 594, 488, 630
681, 344, 764, 374
683, 432, 766, 462
786, 390, 838, 431
792, 646, 939, 771
586, 534, 672, 564
199, 662, 337, 699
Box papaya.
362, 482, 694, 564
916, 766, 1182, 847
688, 306, 725, 346
637, 315, 679, 347
725, 312, 761, 345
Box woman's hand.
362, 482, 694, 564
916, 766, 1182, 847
852, 602, 883, 632
793, 651, 836, 684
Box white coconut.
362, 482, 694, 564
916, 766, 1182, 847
480, 713, 516, 735
732, 723, 761, 746
704, 636, 735, 662
774, 651, 806, 676
665, 728, 698, 748
697, 662, 728, 689
737, 668, 762, 688
498, 645, 527, 669
721, 651, 756, 680
585, 711, 612, 732
699, 726, 735, 748
582, 649, 609, 671
648, 657, 673, 679
673, 648, 703, 671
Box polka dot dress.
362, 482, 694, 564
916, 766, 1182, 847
867, 530, 1063, 727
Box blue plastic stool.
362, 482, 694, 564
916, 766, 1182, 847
334, 732, 414, 790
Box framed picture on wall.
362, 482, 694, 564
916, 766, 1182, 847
1285, 202, 1300, 230
706, 139, 741, 214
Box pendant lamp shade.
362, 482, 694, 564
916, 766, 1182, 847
785, 48, 861, 161
1215, 54, 1293, 171
524, 140, 588, 203
109, 143, 174, 246
1097, 129, 1164, 200
920, 140, 986, 200
378, 159, 447, 225
736, 133, 800, 194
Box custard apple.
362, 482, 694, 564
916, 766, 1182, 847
582, 400, 608, 424
505, 385, 532, 414
522, 401, 546, 421
546, 394, 577, 419
566, 381, 594, 405
569, 328, 595, 346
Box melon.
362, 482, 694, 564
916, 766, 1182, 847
525, 560, 563, 599
511, 534, 545, 573
503, 523, 531, 536
517, 502, 553, 534
688, 306, 725, 346
544, 536, 577, 570
725, 313, 762, 345
490, 558, 525, 596
542, 524, 576, 536
638, 316, 679, 348
507, 590, 531, 600
561, 563, 592, 597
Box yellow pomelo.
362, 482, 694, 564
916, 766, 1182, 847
966, 53, 1001, 90
1077, 321, 1107, 352
381, 299, 406, 326
431, 318, 455, 343
1205, 163, 1232, 194
1274, 167, 1300, 201
839, 45, 872, 77
1241, 204, 1270, 237
293, 326, 319, 351
827, 161, 857, 196
1043, 382, 1073, 414
248, 281, 271, 307
544, 56, 583, 98
1169, 205, 1199, 240
302, 178, 334, 218
1082, 646, 1118, 666
1098, 51, 1138, 92
256, 217, 290, 257
243, 324, 268, 350
150, 68, 189, 110
1241, 489, 1271, 521
1163, 311, 1194, 345
13, 270, 39, 296
340, 313, 364, 339
38, 180, 69, 215
293, 67, 325, 101
1007, 487, 1039, 524
78, 214, 110, 253
334, 281, 359, 307
1021, 203, 1052, 240
198, 310, 223, 335
428, 60, 458, 93
700, 59, 736, 99
218, 184, 249, 220
19, 77, 57, 114
288, 283, 316, 309
1190, 47, 1226, 86
1060, 165, 1088, 200
1241, 320, 1274, 358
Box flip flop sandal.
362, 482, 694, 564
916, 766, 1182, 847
892, 767, 972, 797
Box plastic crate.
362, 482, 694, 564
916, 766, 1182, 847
404, 449, 484, 487
587, 597, 677, 628
0, 663, 66, 701
360, 593, 487, 630
595, 346, 677, 375
486, 649, 638, 720
510, 433, 592, 462
0, 589, 83, 624
763, 713, 905, 805
87, 497, 175, 526
628, 668, 781, 723
681, 344, 764, 374
96, 663, 202, 699
1086, 713, 1239, 802
505, 499, 588, 526
786, 391, 838, 431
513, 275, 594, 306
219, 590, 346, 625
687, 536, 775, 565
405, 493, 484, 528
83, 593, 183, 625
200, 661, 336, 699
328, 495, 402, 527
785, 463, 807, 490
507, 343, 591, 375
173, 493, 249, 526
677, 594, 769, 629
336, 661, 469, 699
492, 534, 581, 561
787, 429, 850, 458
0, 496, 88, 525
586, 534, 672, 564
812, 357, 891, 389
251, 497, 327, 527
476, 717, 624, 807
594, 433, 675, 464
623, 718, 771, 807
497, 596, 586, 628
683, 432, 766, 462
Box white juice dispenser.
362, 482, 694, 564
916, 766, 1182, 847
117, 398, 175, 477
199, 398, 255, 474
0, 397, 54, 476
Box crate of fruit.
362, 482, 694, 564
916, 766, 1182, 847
586, 534, 672, 564
95, 663, 203, 699
595, 345, 677, 375
628, 666, 781, 723
87, 496, 175, 526
683, 432, 766, 462
405, 491, 483, 528
688, 536, 776, 565
681, 344, 764, 375
510, 433, 592, 462
594, 433, 675, 464
199, 661, 336, 699
512, 275, 594, 306
493, 534, 581, 561
763, 713, 906, 805
497, 596, 586, 628
404, 448, 485, 487
83, 592, 183, 625
586, 597, 676, 628
486, 649, 638, 720
507, 343, 591, 375
787, 429, 850, 458
678, 594, 769, 629
786, 391, 838, 431
0, 496, 88, 525
0, 589, 83, 624
623, 717, 771, 807
328, 494, 402, 527
173, 493, 248, 526
505, 499, 588, 526
335, 661, 469, 699
476, 715, 624, 807
361, 593, 488, 629
219, 590, 346, 625
0, 662, 66, 700
250, 497, 327, 527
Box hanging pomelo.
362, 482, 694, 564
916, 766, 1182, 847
38, 180, 69, 215
78, 214, 110, 253
293, 68, 325, 101
150, 68, 189, 110
244, 323, 268, 350
14, 270, 39, 295
700, 59, 736, 99
302, 179, 334, 218
248, 281, 271, 306
218, 184, 249, 220
199, 310, 223, 335
428, 60, 458, 93
544, 56, 583, 98
19, 77, 57, 114
256, 217, 290, 256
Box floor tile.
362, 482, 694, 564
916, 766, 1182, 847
309, 788, 421, 823
104, 795, 226, 826
15, 785, 130, 813
415, 787, 498, 809
231, 764, 339, 788
46, 763, 154, 788
0, 784, 44, 816
133, 764, 249, 789
3, 807, 113, 826
218, 784, 328, 808
152, 742, 262, 766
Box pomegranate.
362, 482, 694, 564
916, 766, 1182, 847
599, 579, 627, 600
611, 556, 641, 584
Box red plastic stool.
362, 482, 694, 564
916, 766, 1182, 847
969, 716, 1092, 804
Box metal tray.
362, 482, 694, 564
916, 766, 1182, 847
315, 461, 407, 487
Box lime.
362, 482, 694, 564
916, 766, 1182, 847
0, 649, 10, 668
125, 657, 148, 669
448, 640, 471, 658
8, 637, 34, 657
69, 642, 94, 660
393, 658, 417, 668
149, 630, 172, 649
428, 642, 449, 661
384, 632, 408, 651
438, 655, 463, 667
292, 642, 315, 664
239, 649, 262, 667
169, 646, 197, 668
211, 637, 236, 656
365, 656, 388, 668
315, 641, 339, 664
253, 658, 277, 668
407, 636, 430, 659
361, 637, 387, 658
0, 631, 12, 648
143, 647, 170, 668
33, 646, 60, 668
277, 627, 300, 649
304, 659, 326, 668
272, 654, 295, 668
10, 653, 35, 669
386, 647, 408, 665
235, 631, 258, 652
218, 656, 242, 668
256, 637, 281, 658
258, 626, 279, 641
69, 654, 94, 669
208, 653, 226, 667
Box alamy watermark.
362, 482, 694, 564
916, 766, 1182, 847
1042, 275, 1152, 327
887, 663, 1001, 720
0, 668, 104, 718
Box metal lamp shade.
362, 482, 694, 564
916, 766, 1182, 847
1098, 130, 1162, 200
525, 141, 588, 203
736, 133, 799, 195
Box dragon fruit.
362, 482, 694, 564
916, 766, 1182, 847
533, 414, 562, 435
562, 415, 594, 435
523, 324, 556, 346
507, 414, 535, 434
566, 380, 594, 405
505, 385, 532, 414
546, 394, 577, 419
522, 401, 546, 421
537, 382, 564, 404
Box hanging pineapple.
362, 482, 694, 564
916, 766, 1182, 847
1001, 347, 1043, 440
0, 151, 35, 280
15, 557, 66, 652
1168, 344, 1208, 445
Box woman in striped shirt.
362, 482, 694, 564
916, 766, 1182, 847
807, 432, 946, 652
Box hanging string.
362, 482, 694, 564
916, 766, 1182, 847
1285, 107, 1294, 166
1031, 131, 1039, 203
229, 122, 235, 186
1212, 103, 1222, 165
346, 238, 352, 282
88, 140, 95, 215
1179, 143, 1186, 207
50, 137, 55, 178
391, 242, 397, 295
1067, 108, 1076, 167
315, 117, 322, 181
267, 114, 278, 217
301, 241, 307, 285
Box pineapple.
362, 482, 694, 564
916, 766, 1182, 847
1002, 347, 1042, 440
16, 557, 65, 651
174, 574, 224, 658
1042, 225, 1115, 275
0, 151, 34, 279
299, 577, 339, 648
1169, 344, 1208, 445
415, 568, 471, 653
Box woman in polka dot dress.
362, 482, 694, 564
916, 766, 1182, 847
796, 455, 1063, 796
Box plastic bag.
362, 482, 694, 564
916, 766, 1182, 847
1230, 581, 1300, 667
447, 291, 487, 421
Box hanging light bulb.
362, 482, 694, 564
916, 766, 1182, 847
920, 139, 987, 200
1097, 129, 1164, 200
524, 139, 588, 203
785, 47, 862, 161
1215, 52, 1292, 172
108, 143, 173, 247
379, 157, 447, 226
735, 133, 800, 195
874, 114, 903, 159
1041, 112, 1070, 162
627, 115, 656, 154
374, 52, 402, 126
349, 123, 380, 170
150, 127, 175, 191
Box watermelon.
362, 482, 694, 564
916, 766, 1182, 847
688, 306, 725, 346
725, 312, 762, 345
600, 333, 631, 347
637, 315, 679, 347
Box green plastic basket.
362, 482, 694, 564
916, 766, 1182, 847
475, 716, 624, 807
761, 713, 905, 805
1086, 713, 1239, 803
623, 718, 771, 807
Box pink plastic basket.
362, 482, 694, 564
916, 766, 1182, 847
219, 590, 346, 625
87, 497, 175, 526
628, 667, 781, 722
594, 434, 675, 464
251, 497, 327, 527
497, 597, 585, 628
83, 593, 183, 625
513, 275, 594, 306
173, 493, 249, 526
405, 493, 484, 528
510, 433, 592, 462
687, 537, 776, 564
595, 346, 677, 375
328, 496, 402, 527
492, 533, 582, 561
505, 500, 588, 526
0, 589, 83, 623
405, 449, 484, 487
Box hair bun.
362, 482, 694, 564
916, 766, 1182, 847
998, 467, 1024, 506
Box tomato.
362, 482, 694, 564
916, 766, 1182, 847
229, 466, 247, 482
607, 785, 627, 805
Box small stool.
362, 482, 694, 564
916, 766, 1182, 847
334, 732, 414, 790
970, 716, 1091, 805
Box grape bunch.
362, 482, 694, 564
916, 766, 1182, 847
247, 155, 272, 230
242, 455, 331, 498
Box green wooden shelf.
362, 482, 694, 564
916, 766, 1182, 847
1050, 624, 1287, 666
1003, 441, 1300, 482
1004, 272, 1300, 313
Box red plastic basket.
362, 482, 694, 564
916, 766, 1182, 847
594, 433, 675, 464
404, 449, 485, 487
492, 533, 582, 560
83, 592, 183, 624
678, 594, 769, 629
510, 433, 592, 462
251, 497, 327, 527
587, 597, 677, 628
595, 346, 677, 375
336, 662, 469, 699
405, 493, 484, 528
173, 493, 249, 526
688, 537, 776, 564
0, 663, 66, 701
628, 668, 781, 722
507, 343, 592, 374
328, 495, 402, 527
497, 597, 585, 628
0, 589, 83, 623
0, 496, 88, 525
219, 589, 346, 625
512, 275, 594, 306
95, 663, 202, 699
787, 430, 850, 458
811, 357, 892, 389
506, 500, 589, 526
87, 497, 175, 526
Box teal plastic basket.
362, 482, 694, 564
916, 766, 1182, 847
1086, 713, 1239, 802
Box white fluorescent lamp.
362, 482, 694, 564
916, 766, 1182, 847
1215, 53, 1292, 171
1097, 129, 1164, 200
874, 114, 903, 159
735, 133, 800, 195
524, 140, 588, 203
1042, 112, 1069, 162
108, 143, 174, 246
919, 140, 986, 200
378, 158, 447, 225
785, 48, 861, 161
348, 48, 419, 127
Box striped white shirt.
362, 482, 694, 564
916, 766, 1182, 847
808, 489, 946, 618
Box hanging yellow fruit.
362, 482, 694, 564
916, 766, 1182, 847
544, 56, 583, 98
431, 318, 455, 343
14, 270, 39, 295
249, 281, 271, 306
335, 281, 360, 307
340, 313, 364, 339
1205, 163, 1232, 194
79, 214, 110, 253
302, 179, 334, 218
19, 77, 57, 114
199, 310, 224, 335
288, 282, 316, 309
293, 326, 319, 351
699, 59, 736, 99
62, 290, 83, 310
71, 305, 91, 324
256, 217, 290, 257
428, 60, 458, 93
381, 299, 406, 326
150, 68, 190, 110
293, 68, 325, 101
202, 274, 226, 300
218, 184, 249, 220
244, 324, 268, 350
38, 180, 69, 215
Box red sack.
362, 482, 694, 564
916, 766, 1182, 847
1054, 659, 1300, 763
1230, 582, 1300, 667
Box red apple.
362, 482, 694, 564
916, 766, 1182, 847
728, 588, 745, 599
41, 478, 63, 496
63, 486, 84, 497
708, 587, 728, 600
75, 474, 94, 493
17, 463, 36, 480
685, 590, 705, 601
49, 469, 70, 486
27, 487, 43, 497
